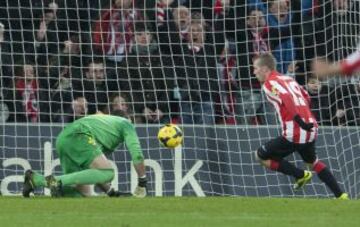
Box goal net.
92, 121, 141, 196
0, 0, 360, 198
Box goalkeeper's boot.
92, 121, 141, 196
107, 188, 132, 197
45, 175, 63, 197
338, 193, 350, 200
293, 170, 312, 190
23, 170, 35, 197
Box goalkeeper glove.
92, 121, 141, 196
133, 177, 147, 198
293, 115, 314, 132
107, 188, 132, 197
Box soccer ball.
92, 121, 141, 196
157, 124, 183, 148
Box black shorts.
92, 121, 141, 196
257, 136, 317, 164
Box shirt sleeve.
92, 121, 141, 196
122, 121, 145, 164
340, 45, 360, 76
262, 81, 282, 105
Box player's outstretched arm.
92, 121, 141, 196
312, 47, 360, 78
125, 139, 147, 197
122, 120, 148, 197
311, 59, 343, 79
96, 183, 132, 197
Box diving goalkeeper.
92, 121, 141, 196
23, 114, 147, 197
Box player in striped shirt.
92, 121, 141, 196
253, 53, 348, 199
312, 44, 360, 78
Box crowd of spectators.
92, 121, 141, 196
0, 0, 359, 126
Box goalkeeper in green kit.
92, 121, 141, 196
22, 114, 147, 198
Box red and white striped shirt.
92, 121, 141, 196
341, 44, 360, 76
93, 7, 141, 62
263, 71, 318, 144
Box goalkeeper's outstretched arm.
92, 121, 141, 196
98, 162, 146, 197
122, 120, 147, 197
133, 161, 147, 198
312, 44, 360, 78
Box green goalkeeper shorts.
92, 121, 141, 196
55, 123, 103, 174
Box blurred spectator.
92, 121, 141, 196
248, 0, 313, 83
267, 0, 296, 73
183, 0, 236, 41
47, 35, 83, 85
236, 8, 276, 125
53, 96, 88, 123
0, 93, 9, 122
190, 4, 226, 57
172, 2, 227, 57
0, 22, 14, 88
77, 60, 118, 114
45, 35, 88, 122
157, 5, 190, 56
145, 0, 178, 28
6, 0, 43, 62
110, 94, 139, 123
316, 0, 360, 61
50, 63, 80, 123
118, 24, 175, 123
177, 22, 220, 124
216, 41, 238, 124
92, 0, 142, 63
306, 77, 332, 125
332, 82, 360, 126
285, 60, 299, 78
247, 0, 266, 11
301, 0, 320, 16
214, 0, 237, 41
56, 0, 105, 34
71, 97, 88, 119
236, 7, 269, 88
1, 0, 359, 128
35, 1, 69, 65
62, 36, 82, 65
14, 64, 39, 122
0, 22, 15, 116
0, 21, 18, 122
0, 22, 12, 123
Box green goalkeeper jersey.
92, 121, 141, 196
64, 114, 144, 163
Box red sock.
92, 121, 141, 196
270, 160, 279, 170
312, 160, 326, 173
269, 159, 304, 179
313, 160, 343, 197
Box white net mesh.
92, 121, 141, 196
0, 0, 360, 198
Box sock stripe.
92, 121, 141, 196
270, 160, 280, 170
313, 160, 326, 173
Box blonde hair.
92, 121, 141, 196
255, 53, 277, 70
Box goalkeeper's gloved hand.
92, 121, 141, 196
293, 115, 314, 132
133, 177, 147, 198
107, 188, 132, 197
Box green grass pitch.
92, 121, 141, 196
0, 197, 358, 227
